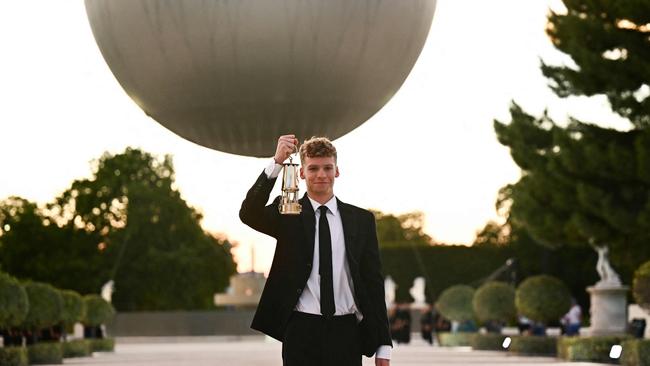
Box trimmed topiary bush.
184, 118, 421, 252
90, 338, 115, 352
63, 339, 92, 358
621, 339, 650, 366
558, 335, 631, 362
83, 295, 115, 328
471, 333, 508, 351
0, 272, 29, 329
515, 275, 571, 325
60, 290, 85, 329
633, 260, 650, 312
438, 332, 475, 347
472, 281, 515, 327
27, 342, 63, 365
0, 347, 28, 366
436, 285, 475, 322
22, 282, 64, 332
509, 336, 557, 356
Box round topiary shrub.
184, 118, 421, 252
436, 285, 475, 323
0, 271, 29, 329
83, 295, 115, 328
472, 281, 516, 326
23, 282, 64, 331
633, 260, 650, 312
60, 289, 85, 328
515, 275, 571, 324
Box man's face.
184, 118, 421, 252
300, 156, 339, 197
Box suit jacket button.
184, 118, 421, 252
296, 288, 302, 294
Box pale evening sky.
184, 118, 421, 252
0, 1, 629, 273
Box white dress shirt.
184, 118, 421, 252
265, 160, 391, 360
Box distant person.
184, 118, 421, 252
517, 315, 531, 335
434, 313, 452, 345
392, 302, 411, 344
240, 135, 392, 366
420, 304, 435, 345
561, 298, 582, 336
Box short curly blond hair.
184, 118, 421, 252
299, 136, 337, 164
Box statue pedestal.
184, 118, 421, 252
587, 285, 629, 335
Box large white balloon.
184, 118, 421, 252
85, 0, 436, 157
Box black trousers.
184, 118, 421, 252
282, 311, 362, 366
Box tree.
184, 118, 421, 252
0, 148, 236, 310
633, 260, 650, 312
50, 148, 237, 311
494, 0, 650, 282
372, 210, 433, 248
0, 197, 108, 294
542, 0, 650, 128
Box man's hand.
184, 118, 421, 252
376, 357, 389, 366
274, 134, 299, 164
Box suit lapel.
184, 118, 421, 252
337, 198, 359, 264
299, 194, 316, 262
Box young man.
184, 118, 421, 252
240, 135, 392, 366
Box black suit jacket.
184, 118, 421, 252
239, 171, 392, 357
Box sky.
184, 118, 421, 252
0, 1, 630, 274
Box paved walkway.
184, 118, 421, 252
62, 337, 614, 366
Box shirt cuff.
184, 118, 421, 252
264, 159, 283, 179
376, 345, 391, 360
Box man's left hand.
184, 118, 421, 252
375, 358, 389, 366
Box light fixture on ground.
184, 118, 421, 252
502, 337, 512, 349
609, 344, 622, 359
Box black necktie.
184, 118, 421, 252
318, 206, 335, 318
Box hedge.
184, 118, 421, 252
558, 336, 631, 363
0, 272, 29, 328
63, 339, 92, 358
508, 336, 557, 356
90, 337, 115, 352
438, 332, 475, 347
621, 339, 650, 366
436, 285, 475, 322
472, 281, 515, 325
0, 347, 28, 366
27, 342, 63, 365
379, 242, 598, 309
471, 333, 508, 351
381, 245, 508, 302
515, 275, 570, 324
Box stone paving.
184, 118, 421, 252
61, 336, 614, 366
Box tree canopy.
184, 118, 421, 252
0, 148, 236, 311
371, 210, 433, 248
494, 0, 650, 279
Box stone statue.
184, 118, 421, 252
592, 244, 621, 287
410, 277, 427, 307
101, 280, 114, 303
384, 276, 396, 308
